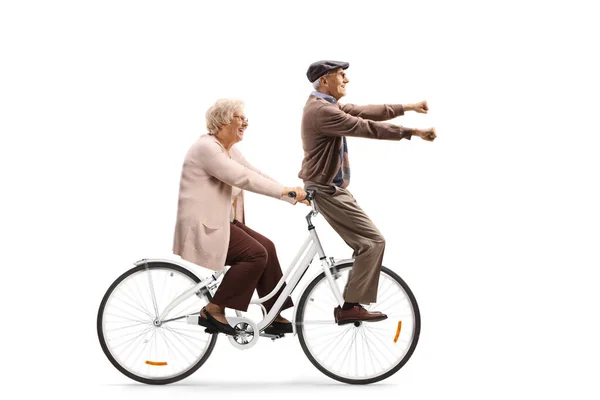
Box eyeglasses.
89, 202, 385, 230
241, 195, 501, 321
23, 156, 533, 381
233, 115, 249, 123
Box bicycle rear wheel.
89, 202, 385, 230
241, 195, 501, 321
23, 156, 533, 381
296, 263, 420, 384
97, 262, 217, 384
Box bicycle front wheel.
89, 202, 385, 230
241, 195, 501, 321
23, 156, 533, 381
97, 262, 218, 385
296, 263, 421, 384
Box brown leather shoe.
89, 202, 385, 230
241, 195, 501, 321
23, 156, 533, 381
334, 305, 388, 325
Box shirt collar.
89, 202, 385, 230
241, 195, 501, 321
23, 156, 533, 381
311, 91, 337, 104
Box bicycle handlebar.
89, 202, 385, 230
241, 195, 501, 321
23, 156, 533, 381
288, 190, 315, 202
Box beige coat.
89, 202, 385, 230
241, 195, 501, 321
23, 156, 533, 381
172, 134, 294, 271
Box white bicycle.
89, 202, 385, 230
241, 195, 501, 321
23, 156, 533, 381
97, 190, 421, 384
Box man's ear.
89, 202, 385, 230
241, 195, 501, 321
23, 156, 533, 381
320, 76, 327, 87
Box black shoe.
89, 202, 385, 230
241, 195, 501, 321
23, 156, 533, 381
264, 321, 293, 335
201, 307, 237, 336
195, 312, 218, 334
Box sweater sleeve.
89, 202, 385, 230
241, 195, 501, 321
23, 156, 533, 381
197, 145, 284, 199
315, 104, 413, 140
233, 148, 296, 205
339, 103, 405, 121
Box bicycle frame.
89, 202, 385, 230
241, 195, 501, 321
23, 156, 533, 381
134, 203, 347, 334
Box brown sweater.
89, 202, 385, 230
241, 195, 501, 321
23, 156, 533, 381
298, 94, 413, 185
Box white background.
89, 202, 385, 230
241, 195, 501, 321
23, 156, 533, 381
1, 0, 599, 399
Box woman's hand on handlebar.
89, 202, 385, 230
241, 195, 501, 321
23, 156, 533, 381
282, 186, 307, 202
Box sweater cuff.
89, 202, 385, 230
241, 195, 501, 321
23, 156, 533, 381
393, 104, 405, 116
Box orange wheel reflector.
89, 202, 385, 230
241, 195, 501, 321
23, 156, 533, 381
393, 321, 402, 343
145, 361, 167, 366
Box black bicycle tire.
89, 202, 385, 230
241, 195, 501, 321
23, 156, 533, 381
296, 263, 421, 384
97, 262, 218, 385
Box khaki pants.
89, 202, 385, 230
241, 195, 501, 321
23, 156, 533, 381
305, 182, 385, 304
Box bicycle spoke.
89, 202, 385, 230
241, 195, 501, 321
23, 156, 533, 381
354, 329, 359, 377
364, 323, 407, 341
158, 271, 172, 312
306, 326, 352, 351
373, 292, 406, 314
359, 334, 393, 369
369, 279, 392, 310
160, 327, 198, 367
129, 328, 158, 372
104, 312, 150, 326
128, 276, 154, 319
157, 328, 181, 373
379, 312, 413, 321
360, 326, 382, 375
110, 324, 153, 353
166, 322, 211, 337
107, 324, 154, 347
361, 322, 397, 331
161, 274, 194, 318
112, 290, 155, 319
319, 327, 354, 364
297, 265, 420, 383
333, 328, 358, 374
119, 326, 153, 370
169, 300, 202, 320
162, 325, 208, 344
306, 297, 336, 315
106, 301, 152, 324
362, 327, 398, 365
309, 328, 352, 354
99, 264, 216, 383
104, 322, 150, 334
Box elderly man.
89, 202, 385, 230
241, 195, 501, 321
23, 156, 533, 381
298, 60, 436, 325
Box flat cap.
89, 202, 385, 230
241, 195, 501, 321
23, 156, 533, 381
306, 60, 349, 82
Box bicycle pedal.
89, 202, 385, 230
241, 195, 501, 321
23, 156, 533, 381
188, 314, 219, 334
260, 333, 285, 340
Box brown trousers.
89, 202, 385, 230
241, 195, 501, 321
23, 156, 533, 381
211, 220, 294, 312
305, 182, 385, 304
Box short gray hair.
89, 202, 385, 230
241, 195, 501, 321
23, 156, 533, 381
312, 78, 321, 90
206, 98, 245, 135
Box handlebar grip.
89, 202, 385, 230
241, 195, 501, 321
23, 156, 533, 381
288, 191, 296, 198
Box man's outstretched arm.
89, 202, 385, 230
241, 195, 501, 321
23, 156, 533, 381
340, 100, 429, 121
316, 104, 436, 141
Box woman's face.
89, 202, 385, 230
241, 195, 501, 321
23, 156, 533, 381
221, 109, 248, 144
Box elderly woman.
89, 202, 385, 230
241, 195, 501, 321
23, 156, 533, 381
173, 98, 307, 336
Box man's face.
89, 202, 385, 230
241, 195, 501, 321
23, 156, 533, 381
323, 68, 350, 100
